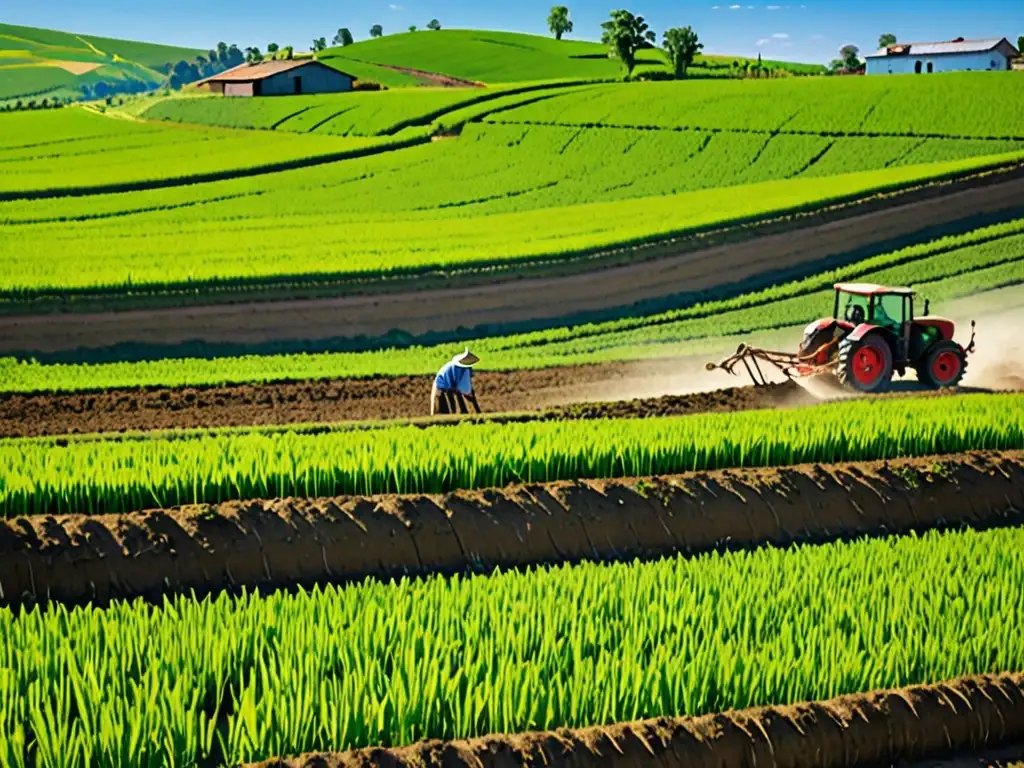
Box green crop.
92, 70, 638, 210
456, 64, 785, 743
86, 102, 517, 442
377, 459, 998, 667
3, 147, 1019, 298
1, 393, 1021, 516
489, 73, 1024, 138
3, 218, 1018, 393
0, 109, 406, 195
2, 525, 1022, 766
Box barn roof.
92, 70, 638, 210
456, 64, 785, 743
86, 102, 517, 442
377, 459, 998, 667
865, 37, 1017, 58
196, 59, 354, 84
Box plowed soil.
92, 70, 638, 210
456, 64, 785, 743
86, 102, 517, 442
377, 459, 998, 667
248, 673, 1024, 768
0, 361, 817, 438
3, 450, 1020, 607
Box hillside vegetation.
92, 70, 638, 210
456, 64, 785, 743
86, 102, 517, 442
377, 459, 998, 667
0, 23, 201, 103
323, 29, 823, 84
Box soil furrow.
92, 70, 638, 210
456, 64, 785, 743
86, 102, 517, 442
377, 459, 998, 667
247, 673, 1024, 768
2, 450, 1020, 608
1, 362, 996, 439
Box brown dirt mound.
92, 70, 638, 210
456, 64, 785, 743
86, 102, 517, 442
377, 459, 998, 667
247, 673, 1024, 768
3, 450, 1020, 608
0, 361, 814, 438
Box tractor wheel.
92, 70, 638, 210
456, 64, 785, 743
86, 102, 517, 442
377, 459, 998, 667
916, 341, 967, 389
837, 334, 894, 393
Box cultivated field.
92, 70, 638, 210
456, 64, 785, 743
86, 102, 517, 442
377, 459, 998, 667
2, 22, 1024, 768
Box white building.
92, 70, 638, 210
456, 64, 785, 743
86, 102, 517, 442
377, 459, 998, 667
865, 37, 1019, 75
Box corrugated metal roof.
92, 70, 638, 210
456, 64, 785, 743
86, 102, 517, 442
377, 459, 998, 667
865, 37, 1012, 58
196, 59, 352, 84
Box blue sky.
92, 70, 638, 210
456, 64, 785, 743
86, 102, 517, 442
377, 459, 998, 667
7, 0, 1022, 63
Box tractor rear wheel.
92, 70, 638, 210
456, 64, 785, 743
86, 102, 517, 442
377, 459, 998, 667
916, 341, 967, 388
837, 334, 893, 393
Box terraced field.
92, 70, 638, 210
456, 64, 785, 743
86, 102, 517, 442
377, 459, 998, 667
3, 29, 1024, 768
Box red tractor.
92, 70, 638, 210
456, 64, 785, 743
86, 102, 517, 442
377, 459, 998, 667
707, 282, 976, 393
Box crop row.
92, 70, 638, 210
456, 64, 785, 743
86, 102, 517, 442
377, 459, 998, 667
2, 131, 1018, 295
487, 73, 1024, 139
0, 108, 400, 195
2, 524, 1023, 766
1, 393, 1022, 516
2, 217, 1018, 392
142, 82, 592, 137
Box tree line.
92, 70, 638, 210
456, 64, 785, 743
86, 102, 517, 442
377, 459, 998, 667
324, 18, 442, 49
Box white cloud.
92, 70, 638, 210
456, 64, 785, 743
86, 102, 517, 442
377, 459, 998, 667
766, 4, 781, 8
756, 37, 770, 46
711, 4, 720, 7
388, 3, 403, 8
772, 32, 789, 38
729, 3, 741, 8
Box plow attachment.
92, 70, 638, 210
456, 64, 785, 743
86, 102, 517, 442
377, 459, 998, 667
706, 340, 839, 387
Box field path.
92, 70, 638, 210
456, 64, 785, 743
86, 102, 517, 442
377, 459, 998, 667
3, 169, 1022, 355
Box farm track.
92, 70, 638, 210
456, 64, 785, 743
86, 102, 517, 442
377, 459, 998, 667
3, 166, 1022, 354
247, 673, 1024, 768
3, 450, 1020, 608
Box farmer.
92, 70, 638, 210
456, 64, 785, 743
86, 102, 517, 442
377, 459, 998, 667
431, 348, 482, 416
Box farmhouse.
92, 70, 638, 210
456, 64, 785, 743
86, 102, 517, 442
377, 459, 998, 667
865, 37, 1019, 75
196, 59, 354, 96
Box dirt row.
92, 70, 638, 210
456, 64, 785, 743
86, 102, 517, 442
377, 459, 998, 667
3, 450, 1020, 607
248, 673, 1024, 768
0, 360, 817, 437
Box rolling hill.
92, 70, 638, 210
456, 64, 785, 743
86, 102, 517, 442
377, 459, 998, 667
0, 23, 202, 103
321, 29, 825, 85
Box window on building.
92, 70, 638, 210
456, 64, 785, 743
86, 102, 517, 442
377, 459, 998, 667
926, 61, 934, 73
914, 60, 922, 73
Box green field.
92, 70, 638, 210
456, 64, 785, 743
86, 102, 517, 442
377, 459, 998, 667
3, 218, 1020, 391
0, 23, 202, 102
3, 73, 1022, 304
2, 524, 1022, 765
143, 81, 589, 136
323, 29, 825, 84
0, 108, 409, 194
2, 393, 1021, 515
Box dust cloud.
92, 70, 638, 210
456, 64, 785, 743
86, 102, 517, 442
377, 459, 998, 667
534, 299, 1022, 411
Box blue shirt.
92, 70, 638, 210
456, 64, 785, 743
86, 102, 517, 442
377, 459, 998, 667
434, 361, 473, 394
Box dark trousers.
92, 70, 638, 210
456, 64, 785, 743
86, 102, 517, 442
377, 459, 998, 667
435, 389, 468, 414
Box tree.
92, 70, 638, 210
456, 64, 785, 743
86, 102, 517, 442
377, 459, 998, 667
227, 45, 244, 67
313, 37, 327, 52
370, 24, 384, 38
267, 42, 279, 58
282, 45, 294, 60
840, 43, 860, 70
245, 46, 263, 65
600, 10, 655, 77
662, 25, 702, 78
333, 28, 354, 46
878, 33, 897, 48
1018, 35, 1024, 54
427, 19, 442, 30
409, 25, 418, 32
547, 6, 573, 41
217, 41, 229, 62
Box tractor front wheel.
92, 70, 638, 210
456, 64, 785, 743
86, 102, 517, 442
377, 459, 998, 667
837, 334, 894, 393
916, 340, 967, 388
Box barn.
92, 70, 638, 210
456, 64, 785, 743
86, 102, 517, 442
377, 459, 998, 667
865, 37, 1019, 75
196, 60, 355, 96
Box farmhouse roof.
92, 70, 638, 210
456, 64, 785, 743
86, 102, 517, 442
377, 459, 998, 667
195, 59, 353, 84
865, 37, 1017, 58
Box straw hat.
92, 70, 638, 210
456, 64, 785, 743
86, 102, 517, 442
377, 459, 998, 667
452, 347, 480, 367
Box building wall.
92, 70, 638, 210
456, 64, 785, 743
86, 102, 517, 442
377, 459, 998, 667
260, 64, 353, 95
224, 81, 255, 97
867, 50, 1011, 75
